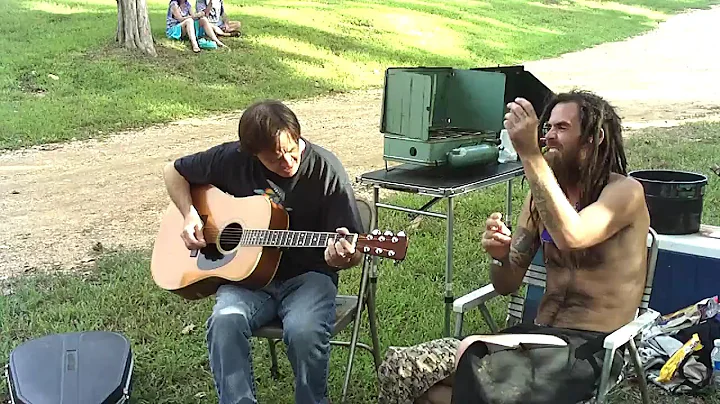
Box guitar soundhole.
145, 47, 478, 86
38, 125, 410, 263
219, 223, 243, 252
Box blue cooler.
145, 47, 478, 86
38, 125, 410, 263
649, 225, 720, 315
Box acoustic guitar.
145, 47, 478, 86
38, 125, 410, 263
151, 184, 408, 300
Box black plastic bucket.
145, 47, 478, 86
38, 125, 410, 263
629, 169, 708, 235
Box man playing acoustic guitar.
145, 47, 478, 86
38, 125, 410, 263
162, 99, 364, 404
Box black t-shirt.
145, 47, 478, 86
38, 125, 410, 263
173, 138, 363, 285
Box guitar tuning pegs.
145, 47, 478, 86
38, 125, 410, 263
372, 229, 381, 236
388, 250, 395, 257
363, 246, 370, 253
383, 230, 393, 236
397, 231, 406, 237
374, 247, 382, 255
391, 236, 398, 243
378, 236, 386, 242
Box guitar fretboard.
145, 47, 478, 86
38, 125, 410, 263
235, 230, 356, 248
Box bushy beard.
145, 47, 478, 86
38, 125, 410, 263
544, 148, 580, 192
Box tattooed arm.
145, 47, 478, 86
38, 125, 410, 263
489, 192, 541, 295
521, 153, 646, 251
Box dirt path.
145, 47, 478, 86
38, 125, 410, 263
523, 4, 720, 128
2, 6, 720, 278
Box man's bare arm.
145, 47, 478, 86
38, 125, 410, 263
521, 153, 645, 251
490, 192, 541, 295
163, 162, 194, 218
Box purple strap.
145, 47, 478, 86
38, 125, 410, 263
539, 202, 579, 245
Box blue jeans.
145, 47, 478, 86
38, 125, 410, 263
206, 271, 337, 404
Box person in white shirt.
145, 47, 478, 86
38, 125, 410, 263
196, 0, 242, 37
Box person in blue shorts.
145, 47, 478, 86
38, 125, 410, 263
166, 0, 228, 52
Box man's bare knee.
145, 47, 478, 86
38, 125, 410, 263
423, 384, 453, 404
439, 374, 454, 387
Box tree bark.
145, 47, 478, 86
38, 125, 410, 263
116, 0, 157, 57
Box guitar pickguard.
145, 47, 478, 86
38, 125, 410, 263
195, 243, 237, 271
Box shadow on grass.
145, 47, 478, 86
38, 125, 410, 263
1, 0, 718, 149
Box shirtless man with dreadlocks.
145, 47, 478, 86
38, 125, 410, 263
395, 90, 651, 404
450, 90, 651, 404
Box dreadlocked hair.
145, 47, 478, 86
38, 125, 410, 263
528, 90, 627, 233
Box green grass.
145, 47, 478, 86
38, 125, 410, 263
2, 0, 720, 149
2, 122, 720, 403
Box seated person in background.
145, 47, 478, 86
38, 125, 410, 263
166, 0, 202, 52
163, 100, 364, 404
197, 0, 242, 37
166, 0, 228, 52
451, 90, 651, 404
378, 90, 651, 404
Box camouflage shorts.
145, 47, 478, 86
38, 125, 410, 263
377, 337, 460, 404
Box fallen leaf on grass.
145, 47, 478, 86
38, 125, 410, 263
181, 324, 196, 335
194, 392, 207, 398
407, 215, 424, 231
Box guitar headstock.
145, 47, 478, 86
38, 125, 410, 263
356, 230, 408, 261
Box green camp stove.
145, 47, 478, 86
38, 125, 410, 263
379, 65, 553, 168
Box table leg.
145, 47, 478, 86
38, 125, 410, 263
407, 197, 442, 220
372, 186, 379, 237
505, 179, 513, 229
444, 195, 455, 337
370, 186, 380, 302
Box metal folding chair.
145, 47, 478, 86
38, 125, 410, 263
452, 228, 660, 404
251, 197, 382, 403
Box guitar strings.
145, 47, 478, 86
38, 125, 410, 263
200, 236, 352, 242
196, 228, 358, 235
197, 229, 358, 243
199, 230, 356, 237
196, 228, 397, 238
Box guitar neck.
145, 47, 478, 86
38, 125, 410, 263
238, 230, 356, 248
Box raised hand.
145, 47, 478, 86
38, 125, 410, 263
503, 97, 541, 157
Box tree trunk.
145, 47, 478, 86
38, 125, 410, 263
116, 0, 157, 57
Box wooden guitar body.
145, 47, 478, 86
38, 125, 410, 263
151, 185, 408, 301
151, 185, 288, 300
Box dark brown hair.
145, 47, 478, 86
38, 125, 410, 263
530, 90, 627, 227
238, 100, 301, 155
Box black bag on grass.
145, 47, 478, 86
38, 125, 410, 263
5, 331, 133, 404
